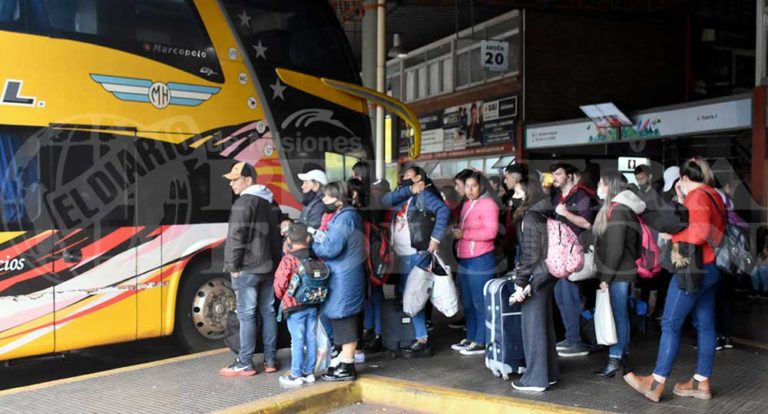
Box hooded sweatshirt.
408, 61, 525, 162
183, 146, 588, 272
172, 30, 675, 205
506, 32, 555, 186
224, 184, 282, 274
595, 190, 646, 284
457, 193, 499, 259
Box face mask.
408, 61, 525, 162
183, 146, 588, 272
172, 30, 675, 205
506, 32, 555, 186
511, 198, 524, 209
400, 178, 414, 187
323, 202, 339, 214
302, 190, 317, 206
597, 188, 607, 200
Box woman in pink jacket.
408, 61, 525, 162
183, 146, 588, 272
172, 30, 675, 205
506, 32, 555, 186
450, 171, 500, 356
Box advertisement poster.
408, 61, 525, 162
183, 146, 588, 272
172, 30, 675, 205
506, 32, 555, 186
398, 94, 518, 158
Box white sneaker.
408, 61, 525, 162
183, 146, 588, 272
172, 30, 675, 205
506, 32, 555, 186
451, 339, 471, 351
354, 350, 366, 364
279, 375, 303, 386
302, 374, 316, 383
511, 381, 546, 392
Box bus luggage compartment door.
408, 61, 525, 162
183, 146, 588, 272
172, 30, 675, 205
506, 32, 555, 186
47, 129, 139, 352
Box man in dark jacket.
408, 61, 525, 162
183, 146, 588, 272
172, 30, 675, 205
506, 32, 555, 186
296, 165, 327, 229
220, 162, 282, 377
550, 163, 597, 358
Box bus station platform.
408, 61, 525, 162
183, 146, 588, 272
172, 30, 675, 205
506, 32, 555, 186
1, 309, 766, 414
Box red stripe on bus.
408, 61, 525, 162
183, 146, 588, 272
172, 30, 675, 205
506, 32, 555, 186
0, 228, 139, 293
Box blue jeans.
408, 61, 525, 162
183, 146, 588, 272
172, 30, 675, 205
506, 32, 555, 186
654, 264, 719, 378
608, 282, 630, 359
233, 272, 277, 365
286, 307, 318, 378
364, 285, 384, 335
396, 254, 429, 340
458, 252, 496, 345
554, 279, 582, 344
752, 266, 768, 291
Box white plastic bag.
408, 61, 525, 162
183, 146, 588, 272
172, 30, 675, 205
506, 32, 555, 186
430, 253, 458, 317
403, 258, 434, 317
595, 289, 618, 346
315, 315, 331, 372
568, 246, 597, 282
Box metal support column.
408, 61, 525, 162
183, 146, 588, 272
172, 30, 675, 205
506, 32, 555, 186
362, 0, 377, 115
375, 0, 386, 180
754, 1, 768, 218
757, 0, 767, 86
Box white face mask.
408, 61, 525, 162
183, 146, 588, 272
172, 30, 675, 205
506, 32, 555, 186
680, 182, 689, 196
597, 188, 607, 200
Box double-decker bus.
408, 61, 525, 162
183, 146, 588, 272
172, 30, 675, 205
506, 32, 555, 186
0, 0, 419, 360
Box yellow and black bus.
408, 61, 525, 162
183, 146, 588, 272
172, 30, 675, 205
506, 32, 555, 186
0, 0, 419, 361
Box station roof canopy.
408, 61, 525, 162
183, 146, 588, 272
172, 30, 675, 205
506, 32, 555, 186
330, 0, 756, 64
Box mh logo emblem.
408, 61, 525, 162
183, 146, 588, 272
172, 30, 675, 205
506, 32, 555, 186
91, 74, 221, 108
149, 82, 171, 109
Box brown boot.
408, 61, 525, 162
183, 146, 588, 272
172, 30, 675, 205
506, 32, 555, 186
673, 378, 712, 400
624, 373, 665, 403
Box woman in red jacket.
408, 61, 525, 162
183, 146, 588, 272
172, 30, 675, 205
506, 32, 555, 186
625, 158, 726, 402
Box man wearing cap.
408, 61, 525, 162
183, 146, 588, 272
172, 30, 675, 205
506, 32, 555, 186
297, 165, 328, 229
549, 162, 598, 358
220, 162, 282, 377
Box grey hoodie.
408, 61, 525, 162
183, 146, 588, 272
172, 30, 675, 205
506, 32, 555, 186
612, 190, 646, 215
240, 184, 274, 203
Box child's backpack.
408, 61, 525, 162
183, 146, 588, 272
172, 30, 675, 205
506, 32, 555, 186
287, 258, 330, 305
364, 221, 392, 285
636, 214, 661, 278
545, 218, 584, 278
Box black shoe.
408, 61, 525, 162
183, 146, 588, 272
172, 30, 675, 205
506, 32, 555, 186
362, 329, 374, 342
594, 357, 622, 378
716, 337, 724, 351
364, 335, 383, 353
331, 345, 342, 359
723, 337, 734, 349
401, 340, 433, 359
321, 362, 357, 382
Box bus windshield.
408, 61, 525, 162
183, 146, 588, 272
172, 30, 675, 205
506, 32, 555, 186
223, 0, 358, 83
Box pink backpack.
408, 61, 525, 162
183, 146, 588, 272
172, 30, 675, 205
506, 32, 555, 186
607, 204, 661, 279
635, 214, 661, 279
545, 218, 584, 278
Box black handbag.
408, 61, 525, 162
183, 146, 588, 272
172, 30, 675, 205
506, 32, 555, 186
409, 196, 436, 252
671, 242, 705, 293
642, 201, 689, 234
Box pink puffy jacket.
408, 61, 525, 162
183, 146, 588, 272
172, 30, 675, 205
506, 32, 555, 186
457, 195, 499, 259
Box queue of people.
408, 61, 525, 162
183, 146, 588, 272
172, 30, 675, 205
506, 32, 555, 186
218, 155, 743, 403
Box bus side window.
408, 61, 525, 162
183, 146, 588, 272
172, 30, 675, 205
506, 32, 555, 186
0, 128, 42, 229
0, 0, 22, 30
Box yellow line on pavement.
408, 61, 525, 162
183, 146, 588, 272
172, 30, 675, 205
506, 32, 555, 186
213, 375, 607, 414
0, 347, 229, 397
359, 375, 606, 414
214, 381, 359, 414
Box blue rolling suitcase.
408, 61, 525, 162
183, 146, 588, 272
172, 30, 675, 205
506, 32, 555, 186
483, 275, 526, 380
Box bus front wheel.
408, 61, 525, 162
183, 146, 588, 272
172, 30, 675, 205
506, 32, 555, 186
175, 271, 236, 353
